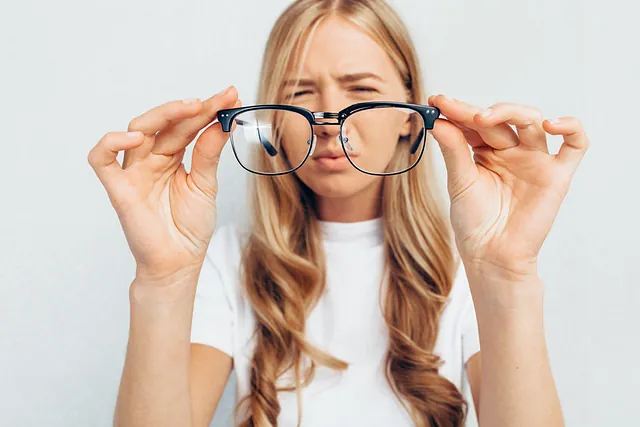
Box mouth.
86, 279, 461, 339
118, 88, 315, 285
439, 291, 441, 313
312, 153, 359, 171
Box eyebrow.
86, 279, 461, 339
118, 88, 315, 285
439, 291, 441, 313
336, 72, 384, 83
283, 72, 384, 87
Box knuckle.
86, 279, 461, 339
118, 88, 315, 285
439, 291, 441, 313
87, 147, 99, 167
88, 134, 110, 166
173, 99, 201, 115
521, 109, 543, 127
567, 117, 588, 144
194, 143, 221, 163
531, 108, 544, 122
572, 117, 584, 129
518, 105, 543, 125
165, 100, 182, 114
128, 116, 143, 132
489, 102, 509, 109
100, 131, 117, 145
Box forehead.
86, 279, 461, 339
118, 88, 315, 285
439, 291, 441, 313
290, 16, 399, 81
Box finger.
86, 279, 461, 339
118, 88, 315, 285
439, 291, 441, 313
430, 117, 479, 196
127, 99, 203, 135
189, 99, 241, 199
152, 86, 239, 156
429, 95, 519, 150
88, 131, 144, 188
473, 103, 548, 153
544, 117, 590, 169
123, 98, 204, 167
443, 118, 486, 148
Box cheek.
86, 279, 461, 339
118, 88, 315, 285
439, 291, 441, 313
346, 113, 405, 169
280, 116, 313, 166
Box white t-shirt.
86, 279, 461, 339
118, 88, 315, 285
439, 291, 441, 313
191, 217, 481, 426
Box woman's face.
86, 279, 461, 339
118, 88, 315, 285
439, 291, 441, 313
279, 16, 411, 201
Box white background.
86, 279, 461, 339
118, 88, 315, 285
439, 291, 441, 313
1, 0, 638, 426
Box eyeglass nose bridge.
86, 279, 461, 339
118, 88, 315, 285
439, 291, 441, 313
312, 111, 341, 125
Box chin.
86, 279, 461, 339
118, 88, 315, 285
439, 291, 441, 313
296, 170, 380, 199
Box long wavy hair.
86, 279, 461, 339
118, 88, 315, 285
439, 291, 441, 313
236, 1, 466, 426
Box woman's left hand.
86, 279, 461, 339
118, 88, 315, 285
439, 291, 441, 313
428, 95, 589, 280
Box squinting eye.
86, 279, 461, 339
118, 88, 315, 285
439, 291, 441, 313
292, 90, 312, 97
352, 87, 377, 93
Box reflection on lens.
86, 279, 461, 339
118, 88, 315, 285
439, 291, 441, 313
230, 109, 313, 174
342, 107, 426, 175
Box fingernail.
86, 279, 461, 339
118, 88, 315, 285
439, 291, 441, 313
182, 98, 199, 104
547, 117, 561, 124
479, 108, 493, 117
221, 85, 234, 95
126, 131, 142, 138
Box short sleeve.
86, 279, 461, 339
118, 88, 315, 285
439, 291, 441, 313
190, 227, 236, 357
458, 265, 481, 365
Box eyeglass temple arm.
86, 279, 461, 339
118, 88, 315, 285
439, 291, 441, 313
410, 128, 425, 154
234, 118, 279, 157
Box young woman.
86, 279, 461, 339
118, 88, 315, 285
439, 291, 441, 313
88, 1, 589, 426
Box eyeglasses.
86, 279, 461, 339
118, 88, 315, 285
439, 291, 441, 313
217, 101, 440, 176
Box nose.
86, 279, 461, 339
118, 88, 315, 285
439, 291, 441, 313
313, 119, 341, 140
312, 108, 342, 141
312, 90, 350, 145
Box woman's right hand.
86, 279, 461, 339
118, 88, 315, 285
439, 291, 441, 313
88, 86, 240, 285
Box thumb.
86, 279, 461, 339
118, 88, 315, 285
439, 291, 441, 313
430, 118, 478, 195
189, 121, 229, 198
190, 99, 242, 197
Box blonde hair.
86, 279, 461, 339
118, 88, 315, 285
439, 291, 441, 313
237, 1, 467, 426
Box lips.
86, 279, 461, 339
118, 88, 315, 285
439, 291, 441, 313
313, 151, 342, 160
312, 152, 359, 160
312, 152, 361, 172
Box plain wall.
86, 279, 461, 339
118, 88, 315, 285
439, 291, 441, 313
1, 0, 638, 426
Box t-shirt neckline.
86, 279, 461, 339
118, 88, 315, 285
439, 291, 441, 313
318, 216, 384, 245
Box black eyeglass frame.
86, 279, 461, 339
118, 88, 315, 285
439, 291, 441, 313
217, 101, 440, 176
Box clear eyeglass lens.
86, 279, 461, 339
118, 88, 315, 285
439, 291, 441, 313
230, 109, 313, 174
341, 106, 426, 175
230, 106, 426, 175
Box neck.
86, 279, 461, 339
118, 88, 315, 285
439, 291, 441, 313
315, 179, 383, 222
